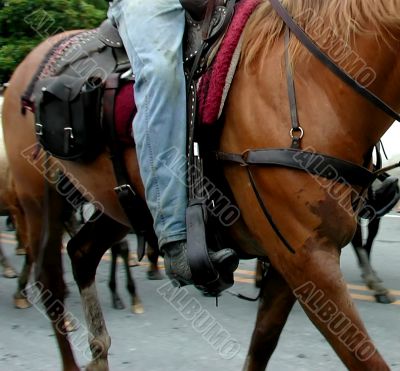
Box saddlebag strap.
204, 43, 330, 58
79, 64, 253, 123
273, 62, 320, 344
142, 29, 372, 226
216, 148, 375, 188
269, 0, 400, 123
103, 74, 158, 259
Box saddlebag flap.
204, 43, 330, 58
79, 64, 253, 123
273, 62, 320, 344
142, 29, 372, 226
34, 75, 104, 161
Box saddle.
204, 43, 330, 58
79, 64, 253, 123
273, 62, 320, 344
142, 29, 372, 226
26, 0, 240, 295
360, 175, 400, 219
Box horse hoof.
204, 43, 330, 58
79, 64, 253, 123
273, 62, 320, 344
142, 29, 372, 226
14, 297, 31, 309
85, 359, 109, 371
15, 247, 27, 256
3, 267, 18, 278
374, 293, 396, 304
131, 303, 144, 314
128, 255, 139, 267
147, 270, 163, 280
64, 313, 79, 332
112, 299, 125, 310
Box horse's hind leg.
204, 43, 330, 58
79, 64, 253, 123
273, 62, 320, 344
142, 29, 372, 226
277, 239, 389, 370
353, 219, 394, 304
109, 243, 125, 310
34, 185, 79, 371
67, 212, 130, 371
118, 239, 144, 313
244, 266, 296, 371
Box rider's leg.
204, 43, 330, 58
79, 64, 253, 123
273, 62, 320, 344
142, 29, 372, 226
108, 0, 191, 283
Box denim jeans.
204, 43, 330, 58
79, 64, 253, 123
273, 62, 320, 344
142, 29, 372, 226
108, 0, 187, 246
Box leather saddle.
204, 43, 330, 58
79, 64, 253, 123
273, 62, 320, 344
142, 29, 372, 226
98, 0, 235, 76
362, 176, 400, 219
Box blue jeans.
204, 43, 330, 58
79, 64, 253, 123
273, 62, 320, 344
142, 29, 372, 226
108, 0, 187, 246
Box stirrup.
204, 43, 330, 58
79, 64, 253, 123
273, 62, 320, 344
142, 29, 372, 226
186, 198, 238, 296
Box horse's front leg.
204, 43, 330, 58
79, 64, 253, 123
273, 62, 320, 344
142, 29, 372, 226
67, 212, 130, 371
244, 266, 296, 371
277, 236, 390, 370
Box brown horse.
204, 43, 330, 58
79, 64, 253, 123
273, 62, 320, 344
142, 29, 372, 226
3, 1, 400, 370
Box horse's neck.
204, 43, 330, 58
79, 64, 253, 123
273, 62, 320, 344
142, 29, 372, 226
292, 32, 400, 161
223, 33, 400, 167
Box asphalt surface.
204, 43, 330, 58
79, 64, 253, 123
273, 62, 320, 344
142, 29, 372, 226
0, 214, 399, 371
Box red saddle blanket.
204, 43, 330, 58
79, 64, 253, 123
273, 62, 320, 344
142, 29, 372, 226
115, 0, 260, 145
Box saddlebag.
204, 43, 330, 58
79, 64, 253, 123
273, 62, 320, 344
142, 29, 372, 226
34, 74, 104, 161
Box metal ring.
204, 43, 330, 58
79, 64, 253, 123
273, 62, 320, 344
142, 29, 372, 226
290, 127, 304, 140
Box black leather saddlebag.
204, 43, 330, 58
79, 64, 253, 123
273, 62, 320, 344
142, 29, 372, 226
34, 75, 104, 161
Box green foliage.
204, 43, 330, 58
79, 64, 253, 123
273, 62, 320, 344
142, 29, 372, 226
0, 0, 108, 82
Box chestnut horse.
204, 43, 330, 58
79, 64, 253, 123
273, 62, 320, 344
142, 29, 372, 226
3, 1, 400, 370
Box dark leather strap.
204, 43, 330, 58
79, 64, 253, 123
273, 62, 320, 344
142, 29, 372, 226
103, 74, 158, 260
180, 0, 208, 21
216, 148, 375, 188
284, 29, 303, 149
269, 0, 400, 123
202, 0, 217, 39
247, 168, 295, 254
98, 19, 124, 48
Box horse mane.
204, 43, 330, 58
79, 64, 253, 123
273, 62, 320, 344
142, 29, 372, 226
241, 0, 400, 70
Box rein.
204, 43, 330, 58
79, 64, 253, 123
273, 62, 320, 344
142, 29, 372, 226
216, 0, 400, 254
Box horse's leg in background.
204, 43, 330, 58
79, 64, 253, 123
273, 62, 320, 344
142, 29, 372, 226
68, 213, 130, 371
244, 266, 296, 371
363, 217, 380, 259
8, 184, 29, 256
146, 242, 163, 280
0, 243, 17, 278
118, 239, 144, 314
109, 243, 125, 310
14, 245, 33, 309
352, 218, 394, 304
255, 259, 264, 288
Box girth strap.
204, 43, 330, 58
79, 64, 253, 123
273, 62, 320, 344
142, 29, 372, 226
216, 148, 375, 188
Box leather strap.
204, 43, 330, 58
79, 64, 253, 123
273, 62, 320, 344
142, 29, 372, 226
202, 0, 217, 39
247, 168, 295, 254
284, 29, 303, 149
269, 0, 400, 122
103, 74, 158, 260
216, 148, 375, 188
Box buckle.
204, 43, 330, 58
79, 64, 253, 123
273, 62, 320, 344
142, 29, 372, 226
114, 184, 135, 195
35, 123, 43, 136
64, 127, 74, 139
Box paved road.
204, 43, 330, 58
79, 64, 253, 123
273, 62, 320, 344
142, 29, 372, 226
0, 215, 399, 371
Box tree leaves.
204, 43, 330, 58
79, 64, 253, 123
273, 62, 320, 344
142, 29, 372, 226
0, 0, 108, 82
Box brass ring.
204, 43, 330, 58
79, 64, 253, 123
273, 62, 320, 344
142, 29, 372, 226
290, 127, 304, 139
